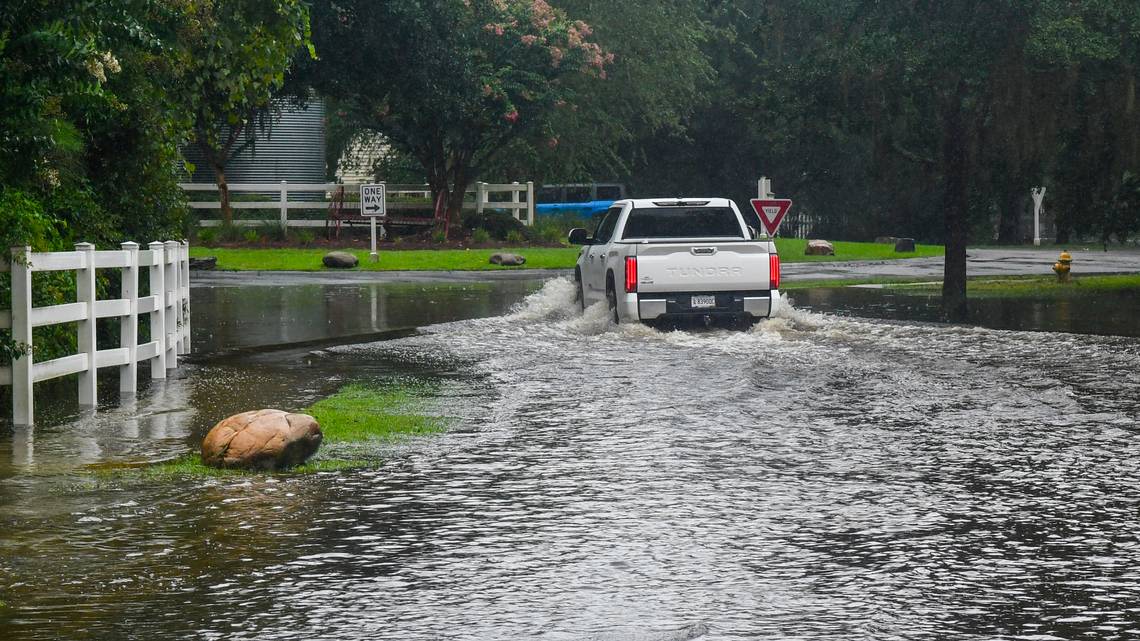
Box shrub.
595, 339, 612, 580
471, 228, 491, 244
294, 229, 316, 246
197, 227, 218, 246
462, 210, 529, 240
242, 229, 260, 244
257, 220, 288, 242
431, 229, 447, 244
505, 229, 525, 244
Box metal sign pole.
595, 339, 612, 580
370, 217, 378, 262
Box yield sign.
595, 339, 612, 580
750, 198, 793, 236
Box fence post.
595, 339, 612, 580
164, 240, 179, 370
120, 242, 139, 394
476, 182, 486, 215
148, 241, 166, 379
11, 246, 33, 426
511, 182, 521, 223
526, 181, 535, 226
75, 242, 97, 407
180, 241, 191, 355
279, 180, 288, 228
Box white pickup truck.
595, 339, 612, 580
568, 198, 780, 326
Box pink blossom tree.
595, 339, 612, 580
307, 0, 610, 238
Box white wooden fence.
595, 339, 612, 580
1, 241, 191, 426
183, 180, 536, 227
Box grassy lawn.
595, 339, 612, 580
774, 238, 943, 262
887, 273, 1140, 298
107, 382, 446, 478
190, 239, 942, 271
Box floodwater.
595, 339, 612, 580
2, 279, 1140, 640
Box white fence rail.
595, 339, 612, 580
1, 241, 191, 426
183, 180, 536, 227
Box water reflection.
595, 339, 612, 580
792, 286, 1140, 336
192, 280, 544, 352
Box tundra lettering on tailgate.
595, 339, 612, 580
665, 266, 744, 278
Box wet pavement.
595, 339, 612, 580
1, 277, 1140, 640
784, 247, 1140, 281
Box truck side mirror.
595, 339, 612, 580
567, 228, 592, 245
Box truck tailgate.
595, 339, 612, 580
633, 242, 770, 292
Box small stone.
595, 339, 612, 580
894, 238, 917, 253
201, 409, 323, 470
489, 252, 526, 266
804, 239, 835, 256
323, 251, 359, 269
189, 257, 217, 270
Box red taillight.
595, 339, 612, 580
769, 253, 781, 290
625, 256, 638, 293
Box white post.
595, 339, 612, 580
476, 182, 486, 215
164, 240, 179, 370
512, 181, 521, 224
180, 241, 191, 354
526, 181, 535, 226
75, 242, 97, 407
1031, 187, 1046, 247
758, 177, 773, 199
120, 242, 139, 394
11, 246, 33, 426
148, 241, 166, 379
279, 180, 289, 228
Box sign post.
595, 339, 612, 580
361, 182, 386, 262
1031, 186, 1046, 247
750, 198, 793, 237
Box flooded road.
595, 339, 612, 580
2, 279, 1140, 640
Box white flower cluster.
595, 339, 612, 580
86, 52, 121, 84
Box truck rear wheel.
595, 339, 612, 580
605, 276, 619, 324
574, 268, 585, 312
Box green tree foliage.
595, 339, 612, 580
305, 0, 611, 237
176, 0, 313, 225
493, 0, 714, 184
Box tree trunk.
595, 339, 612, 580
941, 88, 969, 323
445, 181, 467, 240
214, 163, 233, 227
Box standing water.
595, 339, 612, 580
1, 278, 1139, 640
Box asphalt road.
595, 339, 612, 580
190, 246, 1140, 287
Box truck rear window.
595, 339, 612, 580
621, 207, 743, 239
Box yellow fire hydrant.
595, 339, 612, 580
1053, 250, 1073, 283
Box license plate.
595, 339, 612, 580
691, 295, 716, 308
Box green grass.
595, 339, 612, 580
190, 239, 942, 271
109, 382, 445, 479
774, 238, 943, 262
191, 246, 578, 271
887, 273, 1140, 298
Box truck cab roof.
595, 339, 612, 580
616, 198, 734, 208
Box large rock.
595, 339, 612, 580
201, 409, 323, 470
489, 252, 526, 266
894, 238, 917, 253
323, 251, 359, 269
804, 239, 835, 256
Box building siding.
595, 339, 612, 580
183, 99, 327, 184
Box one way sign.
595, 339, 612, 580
360, 183, 386, 217
749, 198, 792, 237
